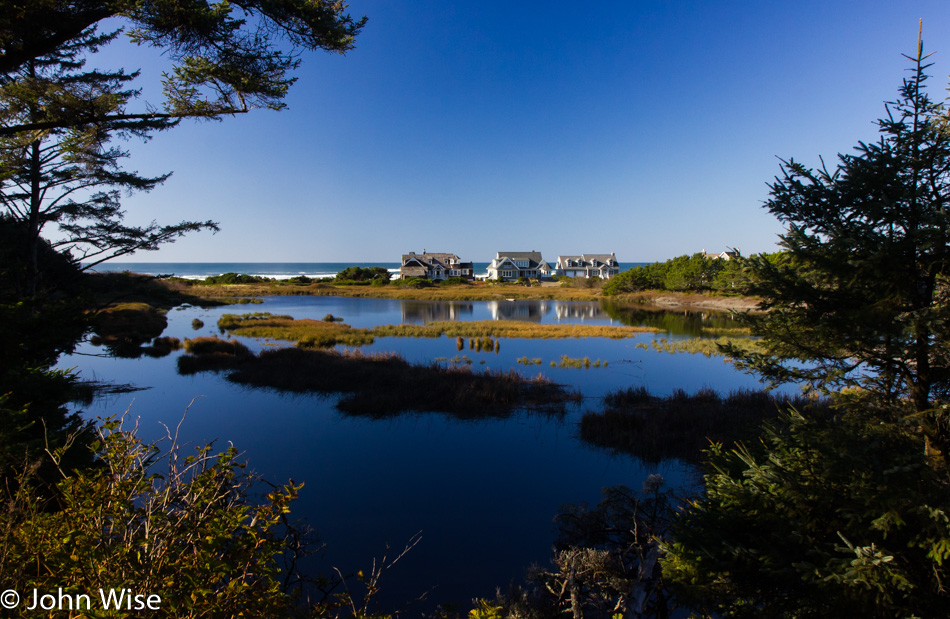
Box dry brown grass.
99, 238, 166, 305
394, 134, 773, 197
217, 313, 375, 348
370, 320, 655, 339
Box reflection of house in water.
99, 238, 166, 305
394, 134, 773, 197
401, 301, 474, 324
487, 300, 547, 322
553, 303, 605, 321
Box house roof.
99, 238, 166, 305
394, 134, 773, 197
581, 253, 617, 264
496, 251, 543, 263
401, 252, 462, 267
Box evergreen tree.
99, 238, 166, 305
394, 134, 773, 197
727, 39, 950, 453
665, 39, 950, 617
0, 1, 367, 135
0, 26, 216, 293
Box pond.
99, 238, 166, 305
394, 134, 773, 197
59, 296, 768, 610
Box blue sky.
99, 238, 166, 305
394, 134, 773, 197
94, 1, 950, 263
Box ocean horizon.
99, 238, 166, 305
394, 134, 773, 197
88, 261, 648, 280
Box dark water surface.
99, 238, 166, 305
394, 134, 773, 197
59, 296, 765, 610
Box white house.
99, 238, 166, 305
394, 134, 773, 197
486, 251, 546, 281
555, 253, 620, 279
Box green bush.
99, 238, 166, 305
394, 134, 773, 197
202, 272, 271, 285
440, 276, 470, 286
0, 418, 306, 617
334, 266, 391, 283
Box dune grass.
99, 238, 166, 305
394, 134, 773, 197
580, 387, 829, 464
217, 312, 375, 348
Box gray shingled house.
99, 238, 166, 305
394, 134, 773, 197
399, 251, 474, 280
486, 251, 548, 281
555, 253, 620, 279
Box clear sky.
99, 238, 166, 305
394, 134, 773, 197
90, 0, 950, 263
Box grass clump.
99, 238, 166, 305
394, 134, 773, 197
178, 337, 252, 374
555, 355, 605, 368
191, 318, 204, 330
517, 357, 543, 366
90, 302, 168, 357
217, 313, 374, 348
580, 387, 829, 464
635, 336, 763, 357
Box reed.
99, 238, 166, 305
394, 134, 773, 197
581, 387, 830, 464
554, 355, 605, 368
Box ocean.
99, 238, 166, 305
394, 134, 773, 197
88, 262, 646, 280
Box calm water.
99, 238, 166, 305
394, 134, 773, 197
59, 296, 765, 610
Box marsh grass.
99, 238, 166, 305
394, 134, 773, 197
581, 387, 829, 464
178, 346, 578, 418
370, 320, 653, 339
91, 303, 168, 344
89, 302, 169, 357
217, 313, 375, 348
634, 336, 763, 357
177, 337, 253, 374
555, 355, 605, 368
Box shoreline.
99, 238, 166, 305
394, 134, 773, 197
148, 277, 761, 313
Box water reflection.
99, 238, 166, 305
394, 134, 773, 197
401, 301, 474, 323
600, 301, 741, 336
58, 295, 761, 611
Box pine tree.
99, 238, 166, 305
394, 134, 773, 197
727, 37, 950, 453
0, 26, 217, 294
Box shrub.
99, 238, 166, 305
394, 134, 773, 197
440, 276, 470, 286
0, 418, 306, 617
202, 272, 271, 285
335, 266, 391, 283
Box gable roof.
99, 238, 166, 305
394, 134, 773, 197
497, 251, 542, 263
